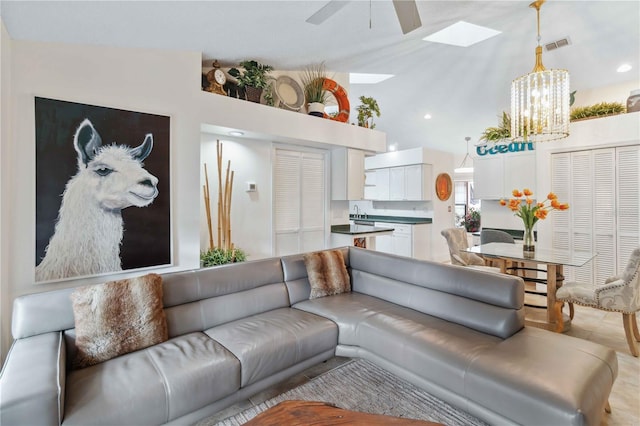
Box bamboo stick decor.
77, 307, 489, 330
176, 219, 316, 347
203, 140, 236, 251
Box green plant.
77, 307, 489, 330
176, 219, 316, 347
356, 95, 381, 129
480, 112, 511, 143
228, 60, 273, 89
570, 102, 626, 121
301, 62, 329, 104
200, 247, 247, 267
463, 208, 481, 232
263, 81, 275, 106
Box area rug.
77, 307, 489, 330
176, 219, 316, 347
208, 359, 487, 426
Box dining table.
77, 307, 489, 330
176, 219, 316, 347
465, 242, 597, 332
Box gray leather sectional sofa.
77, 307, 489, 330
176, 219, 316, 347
1, 247, 617, 425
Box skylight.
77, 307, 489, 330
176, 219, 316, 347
423, 21, 501, 47
349, 73, 394, 84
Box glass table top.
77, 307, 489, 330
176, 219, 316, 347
466, 243, 597, 267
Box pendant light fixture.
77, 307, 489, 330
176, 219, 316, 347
511, 0, 570, 142
454, 137, 474, 174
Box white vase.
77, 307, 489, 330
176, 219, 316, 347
307, 102, 325, 117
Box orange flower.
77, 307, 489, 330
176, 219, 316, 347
547, 192, 558, 200
512, 189, 523, 198
526, 197, 533, 205
537, 202, 545, 208
534, 209, 548, 219
550, 199, 561, 208
523, 188, 533, 196
499, 199, 507, 206
558, 203, 569, 210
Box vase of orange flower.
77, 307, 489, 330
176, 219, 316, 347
500, 188, 569, 253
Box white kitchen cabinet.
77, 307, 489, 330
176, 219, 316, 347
364, 168, 390, 200
474, 152, 535, 200
374, 222, 430, 260
386, 164, 433, 201
332, 148, 365, 200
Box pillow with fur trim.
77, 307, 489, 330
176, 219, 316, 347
71, 273, 167, 369
303, 250, 350, 299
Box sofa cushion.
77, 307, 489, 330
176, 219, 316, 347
205, 308, 338, 387
63, 332, 240, 425
303, 249, 350, 299
70, 273, 168, 368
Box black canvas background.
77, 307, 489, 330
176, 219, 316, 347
35, 97, 171, 274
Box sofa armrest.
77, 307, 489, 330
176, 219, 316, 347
0, 332, 66, 426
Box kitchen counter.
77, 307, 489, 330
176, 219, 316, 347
348, 214, 432, 225
331, 224, 394, 235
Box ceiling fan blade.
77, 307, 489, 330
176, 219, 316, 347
306, 0, 350, 25
392, 0, 422, 34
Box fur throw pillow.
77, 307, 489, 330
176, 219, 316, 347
71, 273, 168, 369
303, 250, 350, 299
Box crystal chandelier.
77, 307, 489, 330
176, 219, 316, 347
511, 0, 570, 142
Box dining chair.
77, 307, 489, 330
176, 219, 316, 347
480, 229, 515, 245
440, 228, 500, 273
555, 247, 640, 357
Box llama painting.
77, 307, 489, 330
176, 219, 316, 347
35, 98, 170, 282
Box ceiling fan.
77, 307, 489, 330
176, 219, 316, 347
305, 0, 422, 35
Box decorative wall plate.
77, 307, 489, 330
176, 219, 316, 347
275, 76, 304, 111
435, 173, 453, 201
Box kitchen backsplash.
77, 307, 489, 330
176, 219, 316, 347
349, 200, 433, 219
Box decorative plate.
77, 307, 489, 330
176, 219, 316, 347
435, 173, 453, 201
275, 76, 304, 111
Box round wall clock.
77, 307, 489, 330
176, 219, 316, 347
435, 173, 453, 201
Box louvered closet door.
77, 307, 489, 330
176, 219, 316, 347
617, 146, 640, 272
570, 151, 594, 284
551, 153, 571, 252
274, 149, 326, 256
592, 148, 616, 285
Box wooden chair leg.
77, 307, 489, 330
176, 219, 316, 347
632, 313, 640, 342
569, 302, 574, 320
622, 313, 639, 357
554, 302, 565, 333
605, 400, 611, 414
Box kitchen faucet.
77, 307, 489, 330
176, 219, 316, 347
353, 205, 360, 219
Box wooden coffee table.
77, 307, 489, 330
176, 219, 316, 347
242, 400, 444, 425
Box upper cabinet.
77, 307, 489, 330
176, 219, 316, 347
367, 164, 432, 201
474, 151, 536, 200
332, 148, 365, 200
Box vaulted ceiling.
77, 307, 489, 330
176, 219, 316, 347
1, 1, 638, 153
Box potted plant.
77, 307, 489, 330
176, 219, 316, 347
356, 96, 381, 129
301, 62, 330, 117
228, 60, 274, 103
463, 208, 481, 233
480, 111, 511, 143
570, 101, 626, 121
200, 247, 247, 267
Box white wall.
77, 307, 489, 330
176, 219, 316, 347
573, 80, 638, 108
0, 21, 13, 363
200, 135, 274, 260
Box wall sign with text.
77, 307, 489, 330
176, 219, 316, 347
476, 142, 535, 156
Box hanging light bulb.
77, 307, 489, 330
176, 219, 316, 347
455, 137, 474, 174
511, 0, 570, 142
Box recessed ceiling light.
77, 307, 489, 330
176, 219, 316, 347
424, 114, 432, 120
228, 131, 244, 136
389, 143, 398, 152
617, 64, 632, 73
349, 73, 394, 84
423, 21, 501, 47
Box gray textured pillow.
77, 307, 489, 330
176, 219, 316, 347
303, 250, 350, 299
70, 273, 168, 369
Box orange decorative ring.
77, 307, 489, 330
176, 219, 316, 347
322, 78, 350, 122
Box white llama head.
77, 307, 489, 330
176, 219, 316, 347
73, 118, 158, 210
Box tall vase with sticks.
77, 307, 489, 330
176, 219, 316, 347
203, 140, 237, 260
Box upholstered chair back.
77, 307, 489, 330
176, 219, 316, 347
440, 228, 486, 267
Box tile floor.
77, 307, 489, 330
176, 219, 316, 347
204, 306, 640, 425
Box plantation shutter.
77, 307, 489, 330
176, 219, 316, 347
274, 148, 326, 256
616, 146, 640, 273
